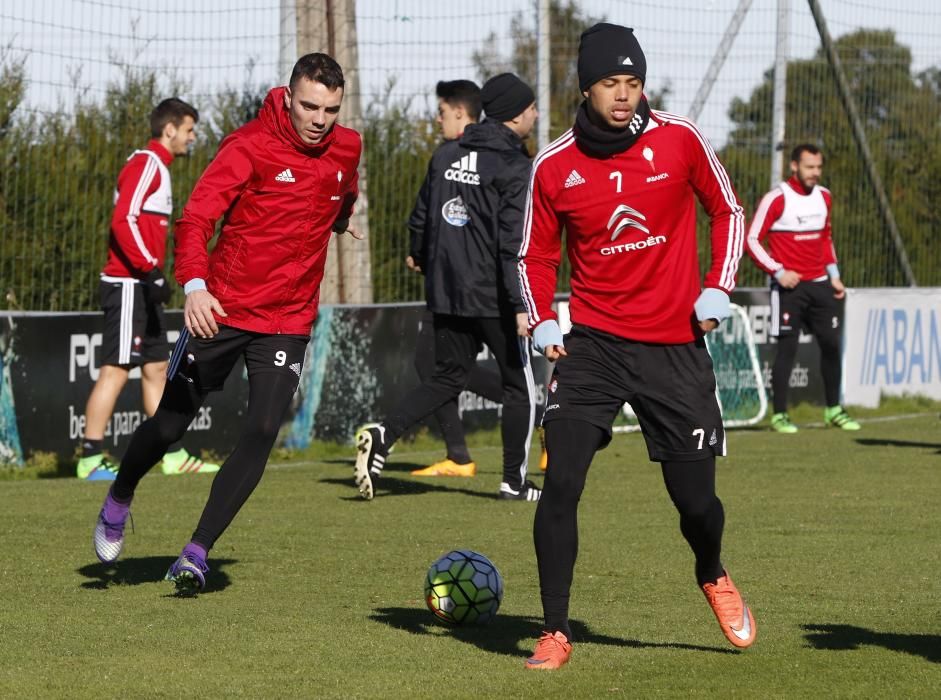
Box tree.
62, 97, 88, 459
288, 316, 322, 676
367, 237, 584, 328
722, 29, 941, 287
362, 79, 438, 302
473, 1, 671, 142
0, 57, 267, 311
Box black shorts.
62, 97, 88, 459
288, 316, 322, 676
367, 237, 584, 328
167, 325, 310, 394
542, 325, 725, 462
770, 279, 841, 338
99, 278, 167, 367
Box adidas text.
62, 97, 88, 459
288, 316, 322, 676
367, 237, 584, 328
564, 170, 586, 188
275, 168, 296, 183
444, 152, 480, 186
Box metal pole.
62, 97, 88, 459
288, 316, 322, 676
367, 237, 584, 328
806, 0, 916, 286
770, 0, 790, 189
687, 0, 752, 123
278, 0, 297, 85
536, 0, 550, 151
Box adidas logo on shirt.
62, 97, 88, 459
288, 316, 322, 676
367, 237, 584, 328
444, 151, 481, 185
564, 170, 586, 188
275, 168, 296, 183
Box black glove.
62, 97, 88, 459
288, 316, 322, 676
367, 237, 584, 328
331, 218, 350, 234
143, 268, 172, 304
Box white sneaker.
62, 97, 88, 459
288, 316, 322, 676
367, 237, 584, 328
354, 424, 388, 500
498, 480, 541, 501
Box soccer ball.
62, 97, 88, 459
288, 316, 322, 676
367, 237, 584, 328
424, 550, 504, 625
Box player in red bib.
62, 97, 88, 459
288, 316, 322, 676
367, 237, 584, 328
746, 144, 860, 433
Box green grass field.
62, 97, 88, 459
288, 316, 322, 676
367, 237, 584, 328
1, 410, 940, 697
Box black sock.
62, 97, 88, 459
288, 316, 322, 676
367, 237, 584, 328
818, 334, 843, 407
81, 439, 103, 459
772, 333, 799, 414
113, 377, 202, 501
534, 419, 605, 640
661, 458, 725, 586
190, 371, 297, 549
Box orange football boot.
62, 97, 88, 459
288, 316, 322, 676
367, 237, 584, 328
410, 459, 476, 477
701, 570, 757, 649
525, 631, 572, 670
538, 427, 548, 472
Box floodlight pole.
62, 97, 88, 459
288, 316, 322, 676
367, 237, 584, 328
770, 0, 789, 189
536, 0, 550, 152
806, 0, 916, 286
687, 0, 752, 123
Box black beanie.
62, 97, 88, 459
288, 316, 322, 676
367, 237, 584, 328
480, 73, 536, 122
577, 23, 647, 91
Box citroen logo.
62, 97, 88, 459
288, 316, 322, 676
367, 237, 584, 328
607, 204, 650, 242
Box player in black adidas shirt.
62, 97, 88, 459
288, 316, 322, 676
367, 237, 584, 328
354, 73, 540, 501
405, 79, 504, 478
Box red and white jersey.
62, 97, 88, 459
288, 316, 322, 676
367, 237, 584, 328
518, 109, 744, 344
102, 140, 173, 279
746, 176, 836, 280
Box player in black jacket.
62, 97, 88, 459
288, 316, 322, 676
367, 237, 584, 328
355, 73, 540, 501
406, 79, 503, 478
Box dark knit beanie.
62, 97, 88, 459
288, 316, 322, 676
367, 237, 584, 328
480, 73, 535, 121
577, 23, 647, 91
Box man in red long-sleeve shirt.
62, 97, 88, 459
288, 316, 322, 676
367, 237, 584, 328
90, 53, 362, 596
77, 98, 219, 480
518, 23, 756, 670
746, 144, 860, 433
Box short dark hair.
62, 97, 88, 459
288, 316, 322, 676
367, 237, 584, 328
150, 98, 198, 138
436, 80, 482, 121
290, 53, 345, 90
791, 143, 823, 163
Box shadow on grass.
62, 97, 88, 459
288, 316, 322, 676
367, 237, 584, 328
320, 475, 506, 501
77, 556, 236, 595
803, 624, 941, 663
854, 438, 941, 454
370, 606, 736, 657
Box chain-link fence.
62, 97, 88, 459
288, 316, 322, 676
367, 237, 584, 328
2, 0, 939, 311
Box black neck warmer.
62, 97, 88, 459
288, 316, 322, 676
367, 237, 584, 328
574, 97, 650, 157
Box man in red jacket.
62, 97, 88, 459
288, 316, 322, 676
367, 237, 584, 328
746, 144, 860, 434
77, 97, 220, 481
519, 24, 755, 669
90, 53, 362, 595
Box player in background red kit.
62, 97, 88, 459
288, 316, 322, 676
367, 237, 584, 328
77, 98, 220, 481
746, 144, 860, 434
518, 23, 756, 670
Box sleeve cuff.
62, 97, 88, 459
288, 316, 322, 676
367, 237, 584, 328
694, 288, 731, 323
826, 263, 840, 279
773, 268, 786, 281
532, 320, 564, 355
183, 278, 207, 294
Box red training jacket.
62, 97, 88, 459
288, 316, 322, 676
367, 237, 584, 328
519, 109, 745, 344
102, 140, 173, 278
746, 175, 836, 280
174, 87, 361, 335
